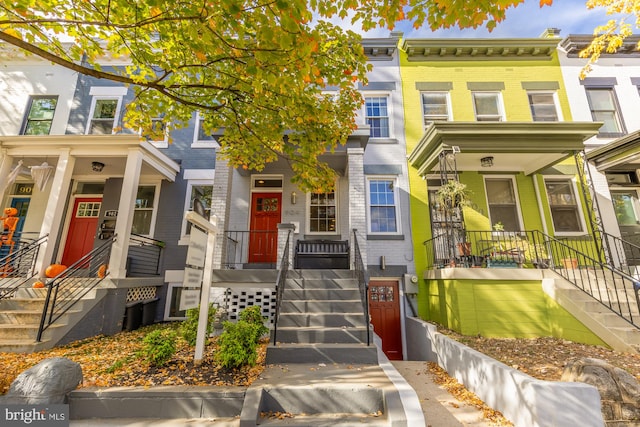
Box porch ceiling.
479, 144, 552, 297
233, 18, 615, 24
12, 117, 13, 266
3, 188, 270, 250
408, 122, 601, 176
0, 134, 180, 181
586, 130, 640, 172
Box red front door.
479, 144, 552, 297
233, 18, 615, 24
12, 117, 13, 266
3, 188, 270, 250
61, 198, 101, 266
248, 192, 281, 263
369, 281, 403, 360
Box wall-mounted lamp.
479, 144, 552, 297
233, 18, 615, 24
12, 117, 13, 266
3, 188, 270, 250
291, 191, 297, 205
91, 161, 105, 172
480, 156, 494, 167
380, 255, 386, 270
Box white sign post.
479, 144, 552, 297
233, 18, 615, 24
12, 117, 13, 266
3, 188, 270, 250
184, 211, 218, 365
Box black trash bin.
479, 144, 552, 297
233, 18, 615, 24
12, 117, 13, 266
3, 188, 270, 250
141, 298, 160, 326
123, 301, 143, 331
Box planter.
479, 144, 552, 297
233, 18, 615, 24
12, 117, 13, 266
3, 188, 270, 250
562, 258, 578, 269
486, 259, 519, 268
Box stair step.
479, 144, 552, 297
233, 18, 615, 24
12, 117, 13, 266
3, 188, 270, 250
285, 278, 359, 290
279, 300, 363, 313
266, 343, 377, 364
278, 313, 366, 328
282, 288, 361, 300
256, 412, 388, 426
293, 270, 355, 279
273, 326, 370, 344
0, 298, 47, 310
0, 323, 64, 340
0, 339, 45, 353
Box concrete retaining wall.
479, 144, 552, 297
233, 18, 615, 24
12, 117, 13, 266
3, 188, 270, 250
406, 317, 605, 427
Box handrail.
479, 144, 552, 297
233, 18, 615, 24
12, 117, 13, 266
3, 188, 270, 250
352, 229, 371, 346
272, 230, 292, 345
601, 231, 640, 273
422, 229, 639, 329
36, 237, 115, 342
0, 235, 48, 300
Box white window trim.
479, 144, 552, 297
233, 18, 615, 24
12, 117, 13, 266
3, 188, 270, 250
543, 176, 588, 236
134, 182, 161, 237
366, 176, 402, 235
85, 95, 123, 135
305, 181, 339, 235
363, 93, 393, 139
421, 91, 452, 128
178, 178, 215, 245
527, 90, 564, 122
192, 111, 220, 148
144, 118, 170, 148
472, 91, 506, 122
483, 175, 525, 231
163, 282, 187, 320
251, 174, 284, 193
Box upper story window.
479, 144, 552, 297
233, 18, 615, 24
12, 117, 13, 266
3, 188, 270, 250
148, 117, 169, 148
544, 178, 585, 234
192, 112, 219, 148
472, 92, 503, 121
183, 181, 213, 237
585, 88, 625, 136
132, 185, 157, 235
528, 92, 560, 122
367, 177, 400, 234
87, 98, 121, 134
21, 96, 58, 135
308, 188, 337, 234
485, 177, 522, 232
365, 96, 390, 138
421, 92, 450, 125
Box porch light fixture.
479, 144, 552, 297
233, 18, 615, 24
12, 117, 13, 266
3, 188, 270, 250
480, 156, 494, 167
91, 161, 105, 172
291, 191, 297, 205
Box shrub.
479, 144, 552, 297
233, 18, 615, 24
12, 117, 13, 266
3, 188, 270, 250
141, 329, 177, 367
239, 305, 268, 337
215, 320, 263, 368
180, 304, 216, 346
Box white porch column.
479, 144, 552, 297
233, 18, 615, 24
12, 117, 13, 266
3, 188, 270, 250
347, 147, 367, 268
36, 149, 75, 275
109, 148, 144, 278
0, 150, 14, 200
211, 156, 232, 268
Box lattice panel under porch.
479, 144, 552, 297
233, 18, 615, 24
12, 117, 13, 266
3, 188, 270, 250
126, 286, 157, 302
224, 288, 277, 324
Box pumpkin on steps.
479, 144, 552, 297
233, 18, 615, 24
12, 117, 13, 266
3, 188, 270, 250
32, 281, 45, 288
97, 264, 108, 278
45, 263, 67, 278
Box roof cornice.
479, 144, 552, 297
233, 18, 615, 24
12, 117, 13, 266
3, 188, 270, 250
401, 38, 558, 61
361, 34, 401, 61
560, 35, 640, 58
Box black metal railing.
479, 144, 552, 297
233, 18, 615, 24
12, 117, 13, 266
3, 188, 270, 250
602, 232, 640, 273
0, 235, 48, 300
36, 237, 114, 342
126, 234, 164, 277
222, 230, 278, 269
272, 230, 292, 345
423, 229, 640, 329
352, 229, 371, 346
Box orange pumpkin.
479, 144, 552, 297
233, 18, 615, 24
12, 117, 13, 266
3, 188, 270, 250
45, 263, 67, 278
97, 264, 108, 279
32, 281, 45, 289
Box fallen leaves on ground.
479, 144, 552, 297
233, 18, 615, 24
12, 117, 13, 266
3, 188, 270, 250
0, 323, 266, 395
428, 362, 514, 426
438, 327, 640, 381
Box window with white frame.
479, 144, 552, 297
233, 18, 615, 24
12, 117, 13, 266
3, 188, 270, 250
472, 92, 503, 121
147, 117, 169, 148
585, 87, 625, 135
364, 96, 390, 138
367, 178, 399, 233
86, 97, 122, 134
164, 283, 187, 320
192, 112, 219, 148
485, 177, 522, 231
527, 92, 560, 122
544, 178, 584, 233
21, 96, 58, 135
611, 190, 640, 226
308, 188, 337, 233
132, 185, 157, 235
183, 181, 213, 236
421, 92, 450, 125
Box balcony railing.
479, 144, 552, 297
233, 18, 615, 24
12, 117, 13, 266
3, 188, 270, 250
126, 234, 165, 277
222, 230, 278, 269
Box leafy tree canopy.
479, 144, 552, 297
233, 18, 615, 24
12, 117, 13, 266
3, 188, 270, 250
0, 0, 637, 190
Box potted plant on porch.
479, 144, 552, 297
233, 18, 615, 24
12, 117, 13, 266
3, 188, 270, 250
435, 180, 471, 211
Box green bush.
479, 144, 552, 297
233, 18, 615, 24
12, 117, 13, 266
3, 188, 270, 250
141, 329, 177, 367
180, 304, 216, 346
215, 306, 268, 368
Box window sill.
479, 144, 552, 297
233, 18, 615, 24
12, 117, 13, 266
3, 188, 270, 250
367, 234, 404, 240
368, 138, 398, 144
191, 141, 220, 149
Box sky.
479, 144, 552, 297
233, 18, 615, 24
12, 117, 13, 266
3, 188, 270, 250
336, 0, 634, 39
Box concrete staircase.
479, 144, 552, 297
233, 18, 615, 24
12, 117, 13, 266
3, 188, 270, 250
544, 268, 640, 353
0, 285, 107, 353
266, 269, 377, 364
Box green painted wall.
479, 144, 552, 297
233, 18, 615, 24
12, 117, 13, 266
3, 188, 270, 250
424, 278, 607, 345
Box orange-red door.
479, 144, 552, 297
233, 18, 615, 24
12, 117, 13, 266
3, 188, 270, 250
61, 198, 101, 266
369, 281, 403, 360
248, 193, 281, 263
